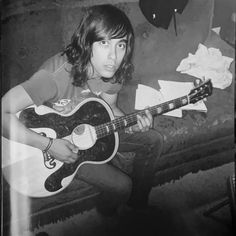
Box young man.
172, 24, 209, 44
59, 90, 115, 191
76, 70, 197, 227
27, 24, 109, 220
2, 4, 163, 214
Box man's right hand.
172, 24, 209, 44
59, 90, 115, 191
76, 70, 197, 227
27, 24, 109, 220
48, 139, 79, 163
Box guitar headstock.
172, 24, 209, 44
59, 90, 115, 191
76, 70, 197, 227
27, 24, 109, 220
188, 79, 213, 104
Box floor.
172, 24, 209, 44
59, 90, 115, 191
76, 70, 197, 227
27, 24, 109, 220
17, 162, 235, 236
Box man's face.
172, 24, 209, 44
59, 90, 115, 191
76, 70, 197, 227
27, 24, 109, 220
90, 36, 127, 79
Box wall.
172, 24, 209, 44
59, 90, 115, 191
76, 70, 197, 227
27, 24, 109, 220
1, 0, 233, 96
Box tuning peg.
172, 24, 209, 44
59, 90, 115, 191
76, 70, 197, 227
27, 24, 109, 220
194, 79, 201, 86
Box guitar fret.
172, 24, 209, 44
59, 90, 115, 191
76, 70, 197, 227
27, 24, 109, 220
162, 102, 169, 112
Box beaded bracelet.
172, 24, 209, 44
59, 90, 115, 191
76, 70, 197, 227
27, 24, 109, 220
43, 137, 54, 153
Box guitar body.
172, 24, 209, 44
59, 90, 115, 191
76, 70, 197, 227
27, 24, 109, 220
2, 97, 119, 197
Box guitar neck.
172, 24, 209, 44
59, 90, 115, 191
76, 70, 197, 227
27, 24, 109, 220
95, 95, 189, 138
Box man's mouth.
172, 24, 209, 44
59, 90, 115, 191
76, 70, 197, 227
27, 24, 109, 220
104, 65, 116, 71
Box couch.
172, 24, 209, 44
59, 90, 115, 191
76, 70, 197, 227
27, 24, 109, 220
2, 0, 235, 231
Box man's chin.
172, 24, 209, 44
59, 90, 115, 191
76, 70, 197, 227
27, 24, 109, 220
101, 72, 115, 79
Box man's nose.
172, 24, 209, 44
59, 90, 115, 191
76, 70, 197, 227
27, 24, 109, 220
108, 46, 117, 60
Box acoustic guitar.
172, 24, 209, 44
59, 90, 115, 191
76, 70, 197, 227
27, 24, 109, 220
2, 80, 212, 197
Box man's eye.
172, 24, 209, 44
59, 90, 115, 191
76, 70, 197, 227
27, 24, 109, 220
118, 43, 126, 49
100, 40, 109, 46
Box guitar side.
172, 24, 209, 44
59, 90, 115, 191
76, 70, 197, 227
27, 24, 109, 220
2, 97, 119, 198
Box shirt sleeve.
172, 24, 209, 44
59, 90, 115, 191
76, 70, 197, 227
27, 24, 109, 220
21, 69, 58, 106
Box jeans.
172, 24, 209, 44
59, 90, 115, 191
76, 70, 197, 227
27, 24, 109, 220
77, 128, 163, 210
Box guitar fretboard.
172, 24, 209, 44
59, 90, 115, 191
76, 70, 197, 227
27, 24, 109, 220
95, 95, 189, 138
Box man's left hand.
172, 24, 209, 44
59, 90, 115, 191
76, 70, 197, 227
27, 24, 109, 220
132, 109, 153, 133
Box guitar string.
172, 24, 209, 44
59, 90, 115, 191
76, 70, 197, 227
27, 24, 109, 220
95, 81, 211, 136
95, 95, 188, 138
95, 96, 187, 135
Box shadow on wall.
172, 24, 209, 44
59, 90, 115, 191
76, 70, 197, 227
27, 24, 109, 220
1, 8, 63, 96
213, 0, 236, 46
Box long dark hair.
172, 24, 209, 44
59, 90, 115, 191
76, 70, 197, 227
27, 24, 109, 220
63, 4, 135, 87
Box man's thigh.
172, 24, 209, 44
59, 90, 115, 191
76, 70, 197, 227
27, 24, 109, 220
118, 129, 163, 152
77, 162, 131, 193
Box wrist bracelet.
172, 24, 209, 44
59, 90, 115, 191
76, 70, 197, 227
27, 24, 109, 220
43, 137, 54, 153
